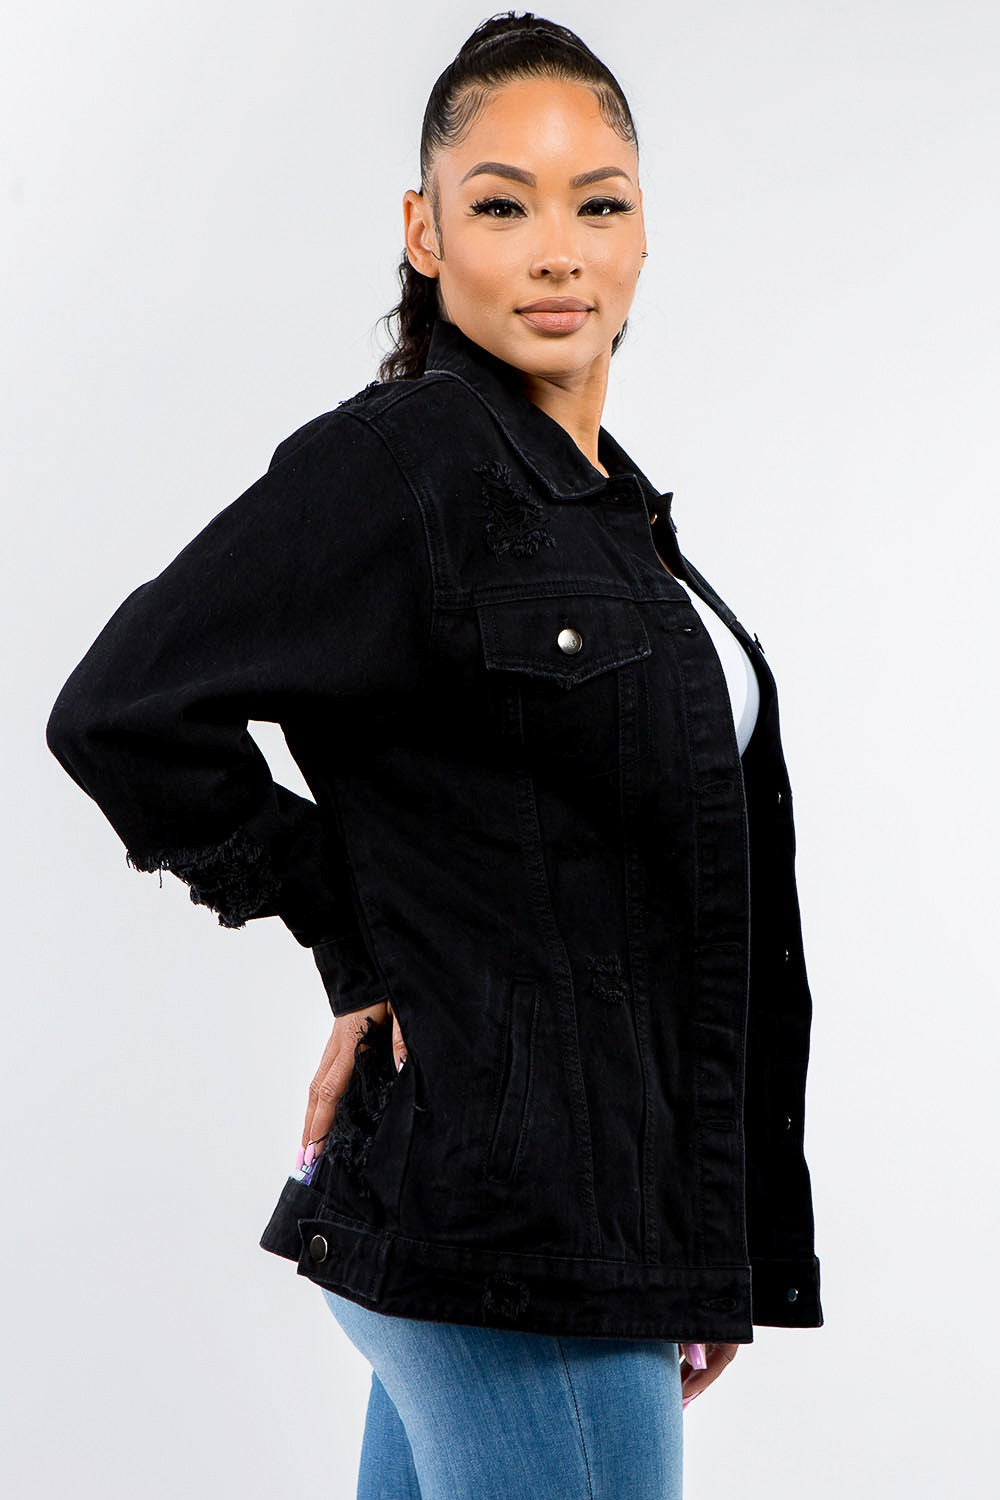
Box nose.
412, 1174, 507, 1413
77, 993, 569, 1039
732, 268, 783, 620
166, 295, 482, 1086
527, 212, 584, 280
528, 248, 582, 280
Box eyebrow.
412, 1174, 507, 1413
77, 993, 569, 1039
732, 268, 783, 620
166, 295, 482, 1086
458, 161, 633, 189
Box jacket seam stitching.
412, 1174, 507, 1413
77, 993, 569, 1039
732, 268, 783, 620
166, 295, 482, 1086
335, 405, 440, 661
302, 1215, 756, 1272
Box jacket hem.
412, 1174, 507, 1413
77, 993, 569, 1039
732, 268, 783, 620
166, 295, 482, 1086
259, 1176, 819, 1342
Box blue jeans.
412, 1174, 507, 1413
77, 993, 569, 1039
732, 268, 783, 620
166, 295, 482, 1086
322, 1288, 684, 1500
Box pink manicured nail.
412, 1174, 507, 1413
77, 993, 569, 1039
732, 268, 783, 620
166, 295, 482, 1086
682, 1394, 696, 1408
295, 1146, 305, 1170
686, 1342, 707, 1369
304, 1142, 316, 1167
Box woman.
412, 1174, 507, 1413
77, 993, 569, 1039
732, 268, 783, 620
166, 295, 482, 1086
45, 12, 823, 1499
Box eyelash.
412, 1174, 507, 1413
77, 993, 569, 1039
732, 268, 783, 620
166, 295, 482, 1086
468, 194, 637, 220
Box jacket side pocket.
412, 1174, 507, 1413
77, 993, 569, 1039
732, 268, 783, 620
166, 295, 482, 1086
484, 977, 541, 1183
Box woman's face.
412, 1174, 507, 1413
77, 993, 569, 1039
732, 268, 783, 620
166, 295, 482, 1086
403, 76, 646, 383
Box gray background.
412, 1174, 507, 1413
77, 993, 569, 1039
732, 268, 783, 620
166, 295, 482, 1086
4, 1, 997, 1495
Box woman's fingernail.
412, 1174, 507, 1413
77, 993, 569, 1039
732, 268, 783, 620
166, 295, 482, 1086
396, 1054, 407, 1072
295, 1146, 305, 1170
682, 1394, 697, 1409
688, 1343, 707, 1369
304, 1142, 316, 1166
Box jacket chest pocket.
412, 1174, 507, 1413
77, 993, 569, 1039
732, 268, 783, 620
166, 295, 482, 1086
474, 593, 653, 779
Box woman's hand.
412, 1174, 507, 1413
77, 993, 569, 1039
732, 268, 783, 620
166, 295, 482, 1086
679, 1343, 740, 1408
300, 998, 408, 1164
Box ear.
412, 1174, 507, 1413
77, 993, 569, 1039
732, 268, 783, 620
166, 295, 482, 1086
402, 189, 441, 277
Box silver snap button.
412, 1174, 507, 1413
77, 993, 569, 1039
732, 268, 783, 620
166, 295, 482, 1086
309, 1234, 329, 1263
557, 627, 583, 655
786, 1286, 799, 1302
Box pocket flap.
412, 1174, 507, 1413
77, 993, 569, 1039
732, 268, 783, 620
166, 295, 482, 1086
476, 595, 651, 687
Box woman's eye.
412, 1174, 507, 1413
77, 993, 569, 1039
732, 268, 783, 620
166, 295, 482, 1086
468, 196, 524, 219
582, 196, 637, 216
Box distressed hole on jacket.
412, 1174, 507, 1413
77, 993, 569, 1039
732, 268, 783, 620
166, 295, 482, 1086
339, 380, 382, 406
585, 952, 630, 1006
474, 458, 557, 560
323, 1014, 399, 1197
483, 1272, 530, 1321
125, 827, 281, 930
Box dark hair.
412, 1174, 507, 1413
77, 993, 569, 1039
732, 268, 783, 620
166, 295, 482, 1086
375, 11, 640, 382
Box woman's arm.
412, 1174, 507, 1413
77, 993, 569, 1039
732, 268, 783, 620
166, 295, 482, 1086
45, 406, 432, 1012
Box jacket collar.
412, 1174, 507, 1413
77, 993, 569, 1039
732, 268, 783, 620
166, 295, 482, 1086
423, 314, 673, 521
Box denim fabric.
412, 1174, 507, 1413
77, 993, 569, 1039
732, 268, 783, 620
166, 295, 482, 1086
321, 1287, 683, 1500
46, 313, 823, 1343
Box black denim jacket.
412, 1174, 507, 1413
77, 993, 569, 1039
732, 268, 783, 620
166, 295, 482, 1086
45, 314, 823, 1343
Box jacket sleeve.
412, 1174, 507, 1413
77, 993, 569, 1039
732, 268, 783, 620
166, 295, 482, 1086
44, 406, 432, 1016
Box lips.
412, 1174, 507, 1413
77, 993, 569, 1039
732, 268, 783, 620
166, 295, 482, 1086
516, 299, 594, 334
516, 298, 593, 313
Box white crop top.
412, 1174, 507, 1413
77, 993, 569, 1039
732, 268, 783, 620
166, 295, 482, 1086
673, 574, 760, 757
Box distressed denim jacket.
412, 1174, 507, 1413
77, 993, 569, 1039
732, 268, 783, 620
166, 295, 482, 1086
45, 314, 823, 1343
